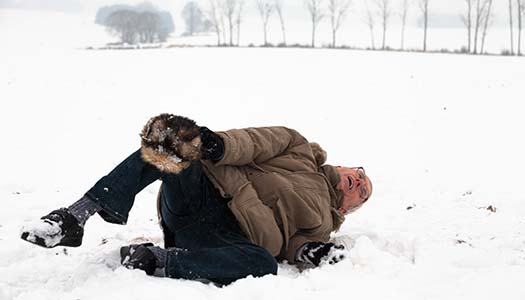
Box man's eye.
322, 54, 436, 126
347, 177, 353, 189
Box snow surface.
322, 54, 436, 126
2, 8, 525, 300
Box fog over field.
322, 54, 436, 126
1, 0, 523, 53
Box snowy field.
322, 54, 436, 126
2, 8, 525, 300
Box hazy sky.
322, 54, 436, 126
0, 0, 509, 27
0, 0, 481, 13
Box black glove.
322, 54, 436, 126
199, 126, 224, 161
296, 242, 346, 266
120, 243, 158, 275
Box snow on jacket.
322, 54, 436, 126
201, 126, 345, 263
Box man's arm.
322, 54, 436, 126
215, 126, 316, 169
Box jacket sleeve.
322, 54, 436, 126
215, 126, 314, 167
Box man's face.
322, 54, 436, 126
336, 167, 373, 215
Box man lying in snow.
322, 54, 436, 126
21, 114, 373, 285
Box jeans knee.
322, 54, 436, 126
253, 249, 278, 276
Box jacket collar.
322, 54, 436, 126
320, 164, 345, 231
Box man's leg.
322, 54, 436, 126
121, 233, 278, 285
140, 161, 278, 284
84, 149, 162, 224
21, 149, 161, 248
162, 235, 278, 285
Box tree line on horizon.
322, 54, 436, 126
96, 0, 525, 56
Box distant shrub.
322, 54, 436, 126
500, 49, 512, 56
439, 48, 450, 53
459, 46, 469, 53
96, 2, 174, 44
289, 43, 309, 48
277, 42, 287, 48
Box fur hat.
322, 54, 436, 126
140, 114, 202, 174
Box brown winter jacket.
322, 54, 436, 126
201, 127, 345, 263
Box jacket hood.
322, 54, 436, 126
312, 142, 345, 232
309, 142, 327, 167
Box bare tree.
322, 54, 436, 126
400, 0, 410, 50
182, 3, 197, 36
328, 0, 351, 48
305, 0, 324, 47
235, 0, 246, 46
376, 0, 392, 50
472, 0, 490, 54
207, 0, 222, 45
221, 0, 238, 46
480, 0, 494, 54
363, 0, 376, 49
220, 5, 227, 43
461, 0, 473, 52
256, 0, 274, 45
182, 1, 203, 36
419, 0, 429, 52
274, 0, 286, 45
509, 0, 515, 54
518, 0, 524, 55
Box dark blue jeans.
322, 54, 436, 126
86, 150, 277, 284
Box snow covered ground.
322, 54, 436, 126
2, 8, 525, 300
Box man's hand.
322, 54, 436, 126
199, 126, 224, 161
120, 243, 158, 275
297, 242, 346, 266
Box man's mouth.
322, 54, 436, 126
347, 177, 353, 189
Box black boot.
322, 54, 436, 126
21, 208, 84, 248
